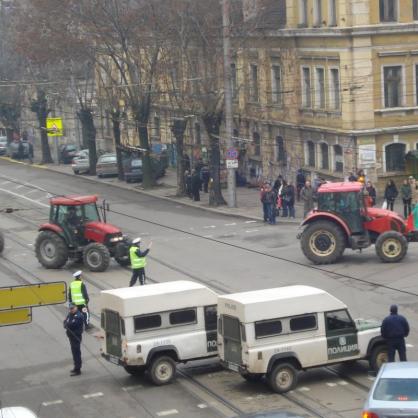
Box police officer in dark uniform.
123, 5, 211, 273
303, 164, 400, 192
63, 302, 84, 376
381, 304, 410, 362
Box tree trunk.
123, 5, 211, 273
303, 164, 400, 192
202, 113, 226, 206
6, 128, 13, 144
171, 118, 187, 197
111, 112, 124, 181
137, 123, 154, 189
78, 108, 97, 175
32, 90, 53, 164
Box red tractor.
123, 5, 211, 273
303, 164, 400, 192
299, 182, 418, 264
35, 195, 130, 271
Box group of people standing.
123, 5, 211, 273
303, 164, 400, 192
184, 158, 210, 202
383, 176, 418, 218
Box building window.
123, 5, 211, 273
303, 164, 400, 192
384, 66, 402, 108
153, 117, 160, 140
320, 143, 329, 170
253, 132, 261, 156
194, 123, 201, 145
315, 67, 325, 109
329, 68, 340, 110
299, 0, 308, 25
249, 64, 259, 102
278, 0, 287, 27
314, 0, 322, 26
231, 63, 237, 100
414, 0, 418, 20
276, 136, 286, 163
334, 145, 343, 172
271, 65, 282, 105
307, 141, 315, 167
302, 67, 311, 108
386, 143, 406, 171
329, 0, 337, 26
380, 0, 397, 22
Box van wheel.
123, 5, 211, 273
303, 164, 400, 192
268, 362, 298, 394
241, 372, 263, 383
124, 365, 146, 376
370, 345, 388, 371
149, 356, 176, 386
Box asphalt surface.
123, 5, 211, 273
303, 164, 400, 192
1, 159, 418, 418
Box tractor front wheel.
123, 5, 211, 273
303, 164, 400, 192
375, 231, 408, 263
301, 220, 346, 265
35, 230, 68, 269
83, 243, 110, 272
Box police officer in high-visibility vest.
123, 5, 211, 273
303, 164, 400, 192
68, 270, 90, 329
129, 237, 152, 286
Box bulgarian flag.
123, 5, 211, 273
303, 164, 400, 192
407, 205, 418, 230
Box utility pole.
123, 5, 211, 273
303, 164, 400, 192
222, 0, 237, 208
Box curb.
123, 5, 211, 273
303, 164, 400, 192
0, 156, 301, 225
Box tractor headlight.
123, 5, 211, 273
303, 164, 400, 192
110, 236, 123, 242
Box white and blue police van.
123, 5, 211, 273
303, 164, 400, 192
100, 280, 218, 385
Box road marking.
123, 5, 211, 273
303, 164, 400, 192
244, 396, 254, 400
42, 400, 63, 406
203, 225, 216, 229
338, 381, 348, 386
156, 410, 179, 416
406, 344, 414, 348
83, 392, 103, 399
225, 223, 236, 226
0, 181, 10, 185
0, 186, 49, 208
244, 220, 257, 224
25, 188, 42, 195
326, 382, 337, 387
245, 229, 259, 233
203, 235, 213, 238
297, 386, 310, 392
15, 184, 26, 189
197, 404, 208, 409
122, 385, 143, 392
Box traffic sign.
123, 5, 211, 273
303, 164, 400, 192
226, 147, 238, 159
0, 282, 67, 311
0, 307, 32, 327
46, 117, 63, 137
226, 159, 238, 169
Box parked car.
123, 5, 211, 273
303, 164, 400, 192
97, 153, 118, 177
7, 140, 29, 159
124, 157, 143, 183
59, 144, 78, 164
72, 149, 89, 174
151, 157, 166, 179
0, 407, 39, 418
362, 362, 418, 418
0, 136, 8, 155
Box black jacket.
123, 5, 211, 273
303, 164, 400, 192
64, 310, 84, 338
384, 184, 398, 201
381, 313, 409, 339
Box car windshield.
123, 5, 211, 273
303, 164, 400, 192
66, 145, 77, 151
373, 378, 418, 401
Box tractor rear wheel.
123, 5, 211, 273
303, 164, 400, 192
83, 243, 110, 272
301, 220, 345, 264
35, 230, 68, 268
375, 231, 408, 263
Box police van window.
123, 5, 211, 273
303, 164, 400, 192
120, 318, 126, 336
326, 310, 355, 332
204, 305, 217, 331
289, 314, 317, 332
105, 310, 120, 334
169, 308, 197, 325
134, 314, 162, 331
255, 319, 282, 338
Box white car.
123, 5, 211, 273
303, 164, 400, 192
0, 407, 39, 418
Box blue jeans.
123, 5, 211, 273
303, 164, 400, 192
282, 201, 295, 218
262, 202, 269, 222
268, 204, 276, 224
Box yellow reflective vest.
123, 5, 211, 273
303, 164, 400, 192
130, 246, 147, 269
70, 280, 86, 305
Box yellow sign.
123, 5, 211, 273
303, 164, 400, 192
0, 282, 67, 310
0, 307, 32, 326
46, 117, 63, 137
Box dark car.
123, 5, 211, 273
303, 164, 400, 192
124, 157, 143, 183
59, 144, 78, 164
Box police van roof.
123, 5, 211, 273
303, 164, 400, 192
101, 280, 218, 317
218, 285, 345, 323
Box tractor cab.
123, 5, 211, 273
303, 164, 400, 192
35, 195, 130, 272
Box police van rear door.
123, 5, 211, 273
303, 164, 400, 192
102, 309, 123, 359
222, 315, 242, 371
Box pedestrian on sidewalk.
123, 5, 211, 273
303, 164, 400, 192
296, 169, 305, 201
68, 270, 90, 330
63, 303, 84, 376
201, 165, 210, 193
273, 175, 283, 194
366, 181, 376, 207
191, 169, 201, 201
381, 304, 409, 362
282, 181, 295, 218
264, 183, 276, 225
260, 181, 269, 222
129, 237, 151, 286
384, 179, 398, 211
400, 179, 412, 218
348, 171, 357, 182
409, 176, 418, 208
184, 170, 192, 198
301, 180, 314, 217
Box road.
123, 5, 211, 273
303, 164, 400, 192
1, 159, 418, 418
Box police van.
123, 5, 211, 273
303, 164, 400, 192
100, 281, 218, 385
218, 285, 387, 393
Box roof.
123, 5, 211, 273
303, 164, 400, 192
218, 285, 345, 322
100, 280, 218, 317
318, 182, 363, 193
0, 407, 39, 418
50, 195, 98, 206
380, 362, 418, 379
